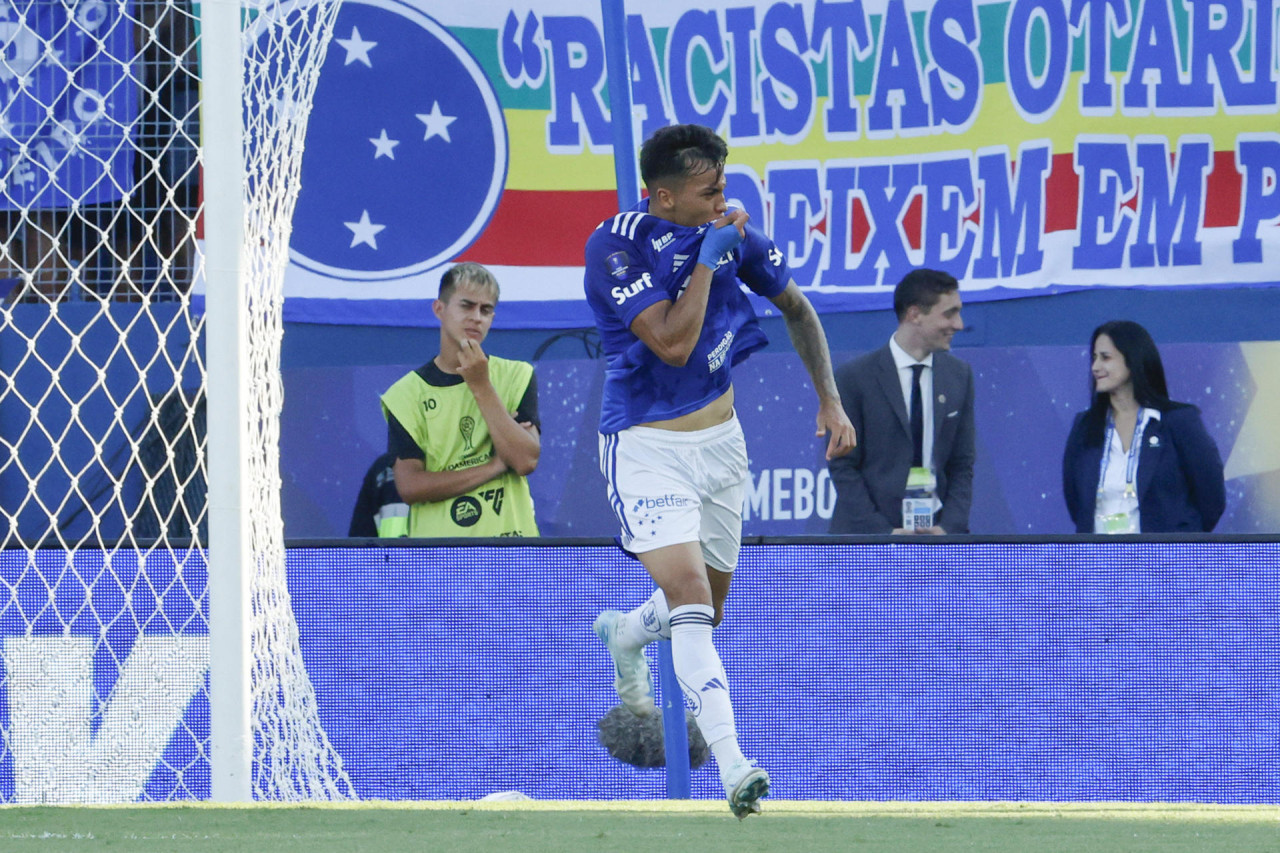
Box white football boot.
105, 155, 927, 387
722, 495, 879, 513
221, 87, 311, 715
721, 758, 770, 820
593, 610, 655, 717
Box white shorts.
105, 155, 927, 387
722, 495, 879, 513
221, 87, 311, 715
598, 416, 749, 572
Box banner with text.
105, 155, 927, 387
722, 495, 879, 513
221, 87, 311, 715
0, 0, 137, 209
276, 0, 1280, 327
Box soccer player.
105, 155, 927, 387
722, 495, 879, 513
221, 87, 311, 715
380, 262, 540, 537
583, 124, 855, 818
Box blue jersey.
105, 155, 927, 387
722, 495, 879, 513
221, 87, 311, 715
584, 199, 791, 433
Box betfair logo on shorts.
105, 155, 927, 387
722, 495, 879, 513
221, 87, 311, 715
611, 273, 653, 305
632, 494, 691, 513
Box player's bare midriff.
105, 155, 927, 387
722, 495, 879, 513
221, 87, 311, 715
639, 387, 734, 431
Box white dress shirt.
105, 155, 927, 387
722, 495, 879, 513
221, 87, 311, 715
889, 333, 934, 469
1094, 407, 1161, 533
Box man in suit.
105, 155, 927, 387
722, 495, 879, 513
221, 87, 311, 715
828, 268, 975, 534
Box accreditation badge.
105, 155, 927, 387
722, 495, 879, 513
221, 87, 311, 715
902, 467, 938, 531
1095, 510, 1138, 534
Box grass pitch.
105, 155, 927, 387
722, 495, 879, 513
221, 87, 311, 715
0, 801, 1276, 853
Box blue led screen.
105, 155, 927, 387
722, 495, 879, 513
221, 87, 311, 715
0, 541, 1274, 803
287, 541, 1279, 803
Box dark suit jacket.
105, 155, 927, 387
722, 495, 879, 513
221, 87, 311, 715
1062, 404, 1226, 532
828, 345, 976, 534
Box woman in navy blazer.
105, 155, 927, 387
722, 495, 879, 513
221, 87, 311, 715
1062, 320, 1226, 533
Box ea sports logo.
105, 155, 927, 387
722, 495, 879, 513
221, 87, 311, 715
282, 0, 508, 282
450, 496, 482, 527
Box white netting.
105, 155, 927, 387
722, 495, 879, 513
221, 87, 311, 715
0, 0, 352, 801
240, 3, 353, 800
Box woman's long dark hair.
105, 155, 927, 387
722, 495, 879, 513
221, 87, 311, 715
1082, 320, 1174, 446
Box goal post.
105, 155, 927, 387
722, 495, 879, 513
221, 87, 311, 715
202, 0, 253, 803
0, 0, 353, 802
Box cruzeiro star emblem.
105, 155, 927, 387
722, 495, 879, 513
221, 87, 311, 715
268, 0, 507, 283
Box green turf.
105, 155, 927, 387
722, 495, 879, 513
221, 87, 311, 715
0, 802, 1276, 853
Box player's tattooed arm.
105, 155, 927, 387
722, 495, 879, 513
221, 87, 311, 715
770, 281, 857, 458
772, 282, 838, 398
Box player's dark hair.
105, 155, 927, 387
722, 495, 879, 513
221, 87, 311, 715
1081, 319, 1176, 446
893, 268, 959, 321
439, 262, 499, 304
639, 124, 729, 188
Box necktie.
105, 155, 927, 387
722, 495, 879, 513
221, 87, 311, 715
910, 364, 925, 468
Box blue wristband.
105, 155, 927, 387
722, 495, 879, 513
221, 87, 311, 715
697, 221, 744, 268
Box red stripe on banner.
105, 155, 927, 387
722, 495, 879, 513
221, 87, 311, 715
458, 150, 1247, 269
852, 197, 870, 254
456, 189, 621, 266
903, 194, 923, 251
1044, 153, 1079, 233
1014, 150, 1244, 233
1205, 150, 1242, 228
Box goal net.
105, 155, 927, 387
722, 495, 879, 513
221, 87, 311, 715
0, 0, 353, 801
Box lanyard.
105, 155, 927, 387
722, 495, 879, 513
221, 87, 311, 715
1097, 409, 1150, 498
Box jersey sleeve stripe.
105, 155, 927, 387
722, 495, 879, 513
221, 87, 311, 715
609, 211, 645, 241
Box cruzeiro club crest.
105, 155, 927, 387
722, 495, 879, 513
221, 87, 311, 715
285, 0, 507, 281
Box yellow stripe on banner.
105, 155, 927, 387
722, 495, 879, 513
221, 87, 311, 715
504, 109, 620, 191
503, 73, 1276, 192
733, 85, 1272, 170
